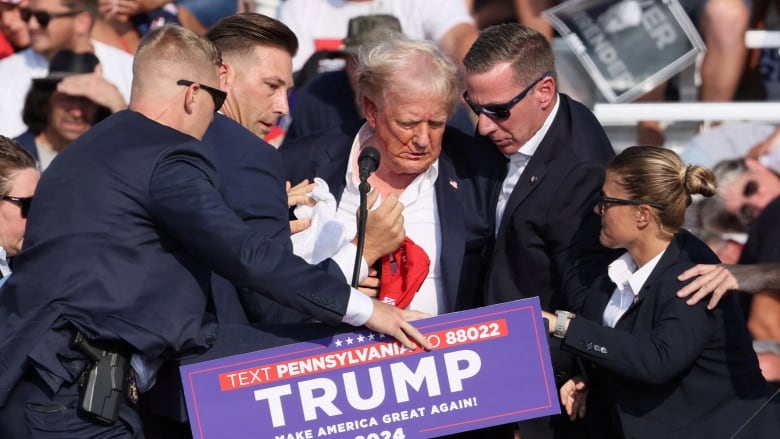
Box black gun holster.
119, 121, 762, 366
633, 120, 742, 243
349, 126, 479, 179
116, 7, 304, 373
70, 331, 132, 425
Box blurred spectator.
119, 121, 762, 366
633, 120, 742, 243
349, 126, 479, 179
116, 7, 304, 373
0, 0, 30, 58
680, 122, 777, 169
687, 196, 747, 265
285, 14, 475, 143
714, 156, 780, 385
91, 0, 179, 54
278, 0, 479, 73
15, 50, 119, 170
545, 146, 779, 438
0, 0, 133, 138
0, 134, 38, 286
176, 0, 236, 35
465, 0, 558, 37
637, 0, 750, 145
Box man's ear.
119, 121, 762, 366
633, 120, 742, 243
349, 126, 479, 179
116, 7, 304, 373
73, 11, 93, 38
183, 85, 197, 114
218, 61, 231, 89
363, 97, 378, 128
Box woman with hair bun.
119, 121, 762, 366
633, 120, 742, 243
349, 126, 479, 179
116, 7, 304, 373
542, 146, 779, 438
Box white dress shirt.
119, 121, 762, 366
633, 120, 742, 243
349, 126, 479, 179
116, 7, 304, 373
602, 249, 667, 328
336, 124, 444, 315
495, 96, 560, 231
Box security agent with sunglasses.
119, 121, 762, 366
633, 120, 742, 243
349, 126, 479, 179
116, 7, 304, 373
462, 23, 618, 438
0, 24, 429, 438
0, 0, 133, 138
711, 156, 780, 383
0, 135, 38, 285
542, 146, 780, 438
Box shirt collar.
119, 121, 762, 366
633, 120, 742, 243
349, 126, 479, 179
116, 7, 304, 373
0, 246, 10, 277
608, 248, 667, 295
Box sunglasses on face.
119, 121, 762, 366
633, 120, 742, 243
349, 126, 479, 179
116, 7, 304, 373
177, 79, 226, 112
20, 8, 82, 29
0, 195, 33, 218
463, 71, 551, 121
738, 179, 759, 223
596, 192, 664, 215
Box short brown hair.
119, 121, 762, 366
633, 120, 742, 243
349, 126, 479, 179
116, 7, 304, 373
0, 136, 37, 196
206, 13, 298, 60
464, 23, 556, 87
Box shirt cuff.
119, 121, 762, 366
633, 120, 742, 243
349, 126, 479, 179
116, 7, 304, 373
342, 288, 374, 326
331, 242, 368, 282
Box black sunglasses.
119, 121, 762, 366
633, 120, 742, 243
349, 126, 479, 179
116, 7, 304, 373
177, 79, 226, 112
0, 195, 33, 218
463, 71, 551, 121
738, 180, 759, 224
20, 8, 82, 29
596, 192, 664, 215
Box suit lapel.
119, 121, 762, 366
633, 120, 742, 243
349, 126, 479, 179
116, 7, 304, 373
615, 238, 682, 328
495, 98, 569, 238
315, 136, 353, 204
435, 153, 465, 311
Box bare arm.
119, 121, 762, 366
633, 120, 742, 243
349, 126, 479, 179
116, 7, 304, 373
57, 71, 127, 113
438, 22, 479, 65
676, 263, 780, 309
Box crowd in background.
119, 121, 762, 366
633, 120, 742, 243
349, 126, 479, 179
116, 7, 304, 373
0, 0, 778, 438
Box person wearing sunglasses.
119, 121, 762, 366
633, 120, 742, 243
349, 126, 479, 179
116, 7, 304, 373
0, 0, 31, 59
15, 49, 120, 171
542, 146, 780, 438
709, 156, 780, 388
0, 24, 431, 438
462, 22, 617, 439
0, 135, 38, 286
0, 0, 133, 138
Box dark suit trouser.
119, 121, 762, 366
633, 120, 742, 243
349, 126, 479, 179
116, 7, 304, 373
142, 323, 350, 439
0, 369, 143, 438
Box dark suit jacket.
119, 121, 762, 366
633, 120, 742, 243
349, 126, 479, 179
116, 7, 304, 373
0, 110, 354, 405
203, 114, 346, 325
485, 94, 616, 314
562, 232, 779, 438
280, 121, 504, 313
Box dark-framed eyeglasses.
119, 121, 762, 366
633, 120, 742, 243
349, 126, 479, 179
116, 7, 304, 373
177, 79, 227, 112
20, 8, 82, 29
463, 71, 551, 121
0, 195, 33, 218
596, 192, 664, 215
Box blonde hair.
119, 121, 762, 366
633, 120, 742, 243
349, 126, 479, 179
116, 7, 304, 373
132, 25, 222, 97
355, 35, 461, 115
608, 146, 716, 238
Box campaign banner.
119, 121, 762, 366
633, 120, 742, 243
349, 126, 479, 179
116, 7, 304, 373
180, 298, 559, 438
543, 0, 705, 102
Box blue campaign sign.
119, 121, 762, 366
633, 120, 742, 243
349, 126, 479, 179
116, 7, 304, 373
180, 298, 560, 438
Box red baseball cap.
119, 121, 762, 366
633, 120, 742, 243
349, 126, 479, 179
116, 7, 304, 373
379, 237, 430, 310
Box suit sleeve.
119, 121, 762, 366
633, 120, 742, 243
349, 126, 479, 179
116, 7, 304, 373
147, 141, 351, 326
561, 277, 720, 385
545, 161, 614, 312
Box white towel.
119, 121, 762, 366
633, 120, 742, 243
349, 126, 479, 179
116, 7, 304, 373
291, 178, 349, 264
